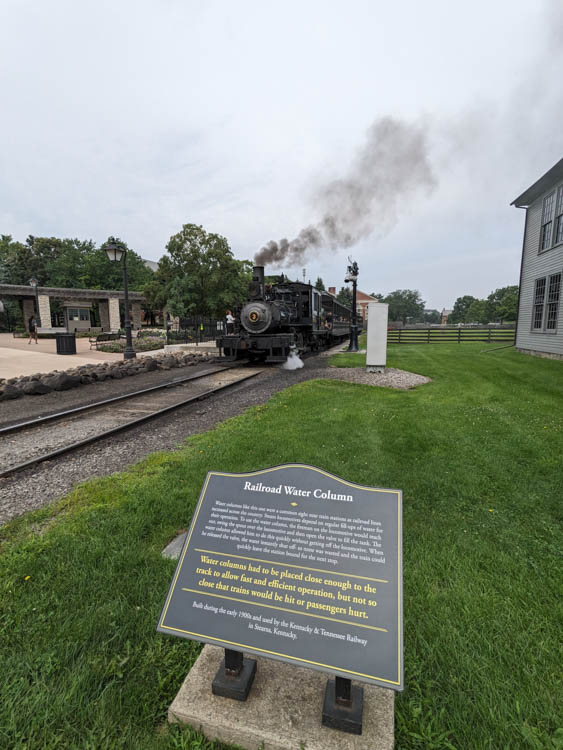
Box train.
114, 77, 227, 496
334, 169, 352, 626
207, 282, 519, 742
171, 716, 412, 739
216, 265, 354, 362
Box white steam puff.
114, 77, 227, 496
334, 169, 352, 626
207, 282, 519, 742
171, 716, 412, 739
281, 347, 304, 370
255, 116, 436, 267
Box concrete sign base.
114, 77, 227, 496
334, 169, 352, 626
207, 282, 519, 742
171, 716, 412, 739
168, 645, 394, 750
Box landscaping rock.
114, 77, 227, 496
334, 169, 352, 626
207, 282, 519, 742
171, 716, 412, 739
0, 384, 23, 401
21, 380, 53, 396
143, 358, 158, 372
42, 373, 81, 391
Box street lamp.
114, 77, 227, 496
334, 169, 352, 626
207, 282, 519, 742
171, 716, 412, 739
344, 257, 359, 352
104, 238, 136, 360
29, 277, 41, 328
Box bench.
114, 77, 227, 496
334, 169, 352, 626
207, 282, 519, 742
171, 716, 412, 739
89, 332, 122, 349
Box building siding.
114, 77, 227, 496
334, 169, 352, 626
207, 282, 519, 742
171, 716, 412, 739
516, 190, 563, 356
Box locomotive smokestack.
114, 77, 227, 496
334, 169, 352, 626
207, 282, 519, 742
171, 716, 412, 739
249, 265, 265, 299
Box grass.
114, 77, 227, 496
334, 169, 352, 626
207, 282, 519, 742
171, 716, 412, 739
1, 344, 562, 749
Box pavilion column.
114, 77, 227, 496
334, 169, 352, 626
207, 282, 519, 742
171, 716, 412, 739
109, 298, 121, 332
23, 298, 35, 330
37, 295, 51, 328
131, 302, 142, 330
99, 300, 110, 331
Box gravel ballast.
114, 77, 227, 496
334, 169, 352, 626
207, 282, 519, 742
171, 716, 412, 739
0, 353, 429, 525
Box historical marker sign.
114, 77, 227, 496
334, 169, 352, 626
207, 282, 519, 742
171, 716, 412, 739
157, 464, 403, 690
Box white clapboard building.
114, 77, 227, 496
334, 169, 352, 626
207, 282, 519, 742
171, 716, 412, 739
512, 158, 563, 359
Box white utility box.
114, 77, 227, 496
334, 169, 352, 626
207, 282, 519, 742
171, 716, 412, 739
366, 302, 388, 372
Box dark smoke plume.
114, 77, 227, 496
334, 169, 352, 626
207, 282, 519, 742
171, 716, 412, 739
255, 116, 436, 267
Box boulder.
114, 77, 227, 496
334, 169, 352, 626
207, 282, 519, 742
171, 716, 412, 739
0, 384, 23, 401
22, 380, 53, 395
143, 358, 158, 372
42, 373, 81, 391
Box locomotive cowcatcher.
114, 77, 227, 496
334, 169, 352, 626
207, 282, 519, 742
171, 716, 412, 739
216, 266, 353, 362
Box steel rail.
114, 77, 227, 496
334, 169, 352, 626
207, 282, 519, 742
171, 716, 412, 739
0, 370, 260, 479
0, 364, 242, 436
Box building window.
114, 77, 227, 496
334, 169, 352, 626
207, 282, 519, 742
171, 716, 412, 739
67, 308, 90, 321
540, 192, 555, 251
554, 186, 563, 246
532, 278, 546, 329
532, 274, 561, 332
546, 273, 561, 330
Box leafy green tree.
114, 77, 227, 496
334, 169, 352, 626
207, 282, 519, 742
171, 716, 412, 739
423, 309, 441, 324
466, 299, 489, 324
93, 237, 153, 291
0, 235, 42, 285
384, 289, 425, 324
370, 293, 385, 302
449, 295, 477, 324
142, 256, 173, 313
0, 234, 152, 291
336, 286, 353, 307
163, 224, 252, 318
487, 286, 518, 323
314, 277, 325, 291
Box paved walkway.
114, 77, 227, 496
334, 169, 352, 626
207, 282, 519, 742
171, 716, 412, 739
0, 333, 124, 379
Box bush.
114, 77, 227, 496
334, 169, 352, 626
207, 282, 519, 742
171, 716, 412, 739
137, 328, 166, 339
97, 336, 165, 353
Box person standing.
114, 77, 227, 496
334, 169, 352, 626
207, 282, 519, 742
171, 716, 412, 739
28, 315, 38, 344
226, 310, 235, 335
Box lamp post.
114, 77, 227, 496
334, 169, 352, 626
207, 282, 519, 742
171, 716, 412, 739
345, 258, 359, 352
29, 277, 41, 328
104, 238, 136, 360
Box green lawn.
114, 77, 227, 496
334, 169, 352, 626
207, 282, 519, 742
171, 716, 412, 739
1, 344, 561, 749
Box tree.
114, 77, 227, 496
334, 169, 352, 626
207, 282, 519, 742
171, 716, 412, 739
314, 277, 325, 291
370, 293, 385, 302
163, 224, 252, 318
384, 289, 425, 324
487, 286, 518, 323
0, 234, 153, 291
423, 309, 441, 324
465, 298, 489, 324
449, 295, 477, 324
336, 286, 353, 307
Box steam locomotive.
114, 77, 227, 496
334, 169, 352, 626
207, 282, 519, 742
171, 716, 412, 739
216, 266, 353, 362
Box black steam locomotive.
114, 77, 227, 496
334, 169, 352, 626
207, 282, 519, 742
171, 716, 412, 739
216, 266, 353, 362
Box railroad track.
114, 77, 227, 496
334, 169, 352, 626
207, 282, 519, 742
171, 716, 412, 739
0, 365, 262, 479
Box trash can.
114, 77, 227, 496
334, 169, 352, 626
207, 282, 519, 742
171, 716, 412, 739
55, 332, 76, 355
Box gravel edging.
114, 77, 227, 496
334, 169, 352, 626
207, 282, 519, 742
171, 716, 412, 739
0, 357, 429, 525
323, 366, 430, 389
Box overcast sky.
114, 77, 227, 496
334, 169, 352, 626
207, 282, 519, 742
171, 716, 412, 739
1, 0, 562, 309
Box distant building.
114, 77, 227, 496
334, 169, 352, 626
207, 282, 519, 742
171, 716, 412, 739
441, 308, 452, 324
512, 158, 563, 359
356, 290, 379, 320
326, 286, 378, 320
